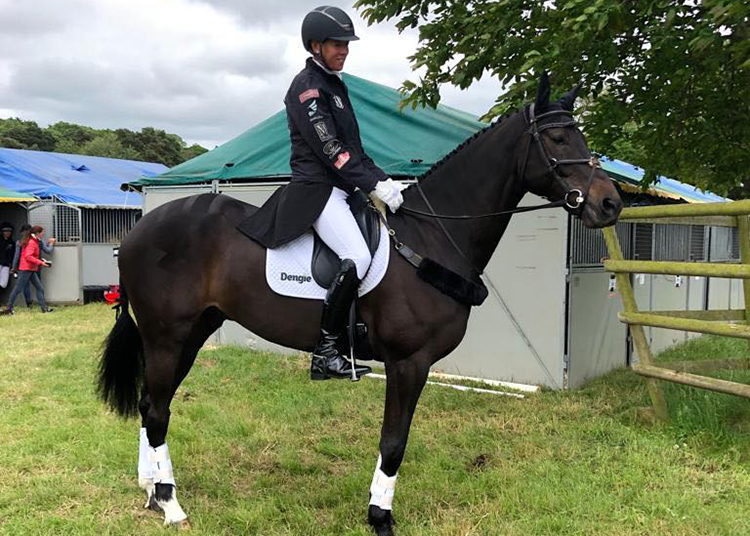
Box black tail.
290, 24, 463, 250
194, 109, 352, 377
97, 284, 143, 418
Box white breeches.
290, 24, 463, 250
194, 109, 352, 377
313, 187, 372, 279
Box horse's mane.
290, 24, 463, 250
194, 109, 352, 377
414, 109, 519, 184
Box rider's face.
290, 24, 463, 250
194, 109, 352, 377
313, 39, 349, 71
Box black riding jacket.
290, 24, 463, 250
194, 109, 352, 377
237, 58, 388, 248
286, 58, 386, 193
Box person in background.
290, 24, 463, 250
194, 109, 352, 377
2, 225, 53, 314
0, 222, 15, 288
11, 223, 55, 307
11, 223, 33, 308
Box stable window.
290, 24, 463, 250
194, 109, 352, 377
654, 224, 690, 262
81, 208, 141, 244
689, 225, 707, 261
570, 218, 632, 267
633, 223, 653, 261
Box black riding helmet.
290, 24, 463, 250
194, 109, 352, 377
301, 6, 359, 53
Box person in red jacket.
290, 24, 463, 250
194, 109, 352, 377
2, 225, 52, 314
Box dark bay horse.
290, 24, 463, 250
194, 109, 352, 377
98, 75, 622, 535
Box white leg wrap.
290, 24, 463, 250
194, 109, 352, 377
148, 442, 176, 486
369, 454, 398, 511
138, 428, 155, 481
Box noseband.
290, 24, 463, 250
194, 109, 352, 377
520, 103, 601, 211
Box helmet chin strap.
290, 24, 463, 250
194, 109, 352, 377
312, 52, 329, 69
312, 53, 342, 78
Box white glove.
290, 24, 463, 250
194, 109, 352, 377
372, 179, 404, 213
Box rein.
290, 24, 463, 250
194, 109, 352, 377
392, 104, 602, 279
399, 103, 601, 221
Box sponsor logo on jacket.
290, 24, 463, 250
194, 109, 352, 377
323, 139, 342, 157
299, 88, 319, 103
313, 122, 332, 142
334, 151, 350, 169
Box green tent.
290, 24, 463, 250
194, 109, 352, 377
0, 186, 36, 203
130, 73, 487, 188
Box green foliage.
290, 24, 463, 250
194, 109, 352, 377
79, 132, 141, 160
0, 118, 208, 167
181, 143, 209, 162
47, 121, 96, 147
115, 127, 184, 167
0, 118, 56, 151
355, 0, 750, 195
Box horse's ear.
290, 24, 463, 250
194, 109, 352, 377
560, 82, 583, 111
536, 72, 551, 109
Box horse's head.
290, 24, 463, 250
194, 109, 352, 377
520, 73, 622, 228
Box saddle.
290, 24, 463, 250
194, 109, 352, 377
311, 191, 380, 287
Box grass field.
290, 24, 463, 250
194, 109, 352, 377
2, 304, 750, 535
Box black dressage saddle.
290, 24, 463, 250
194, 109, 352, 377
311, 191, 380, 288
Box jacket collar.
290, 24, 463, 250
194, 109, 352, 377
307, 57, 343, 81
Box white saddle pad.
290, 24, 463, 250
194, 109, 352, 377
266, 224, 390, 300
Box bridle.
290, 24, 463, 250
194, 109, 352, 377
399, 103, 602, 221
519, 102, 601, 213
390, 103, 604, 277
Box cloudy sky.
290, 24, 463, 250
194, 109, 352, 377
0, 0, 502, 149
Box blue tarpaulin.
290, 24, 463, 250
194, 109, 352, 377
0, 148, 167, 208
600, 157, 727, 203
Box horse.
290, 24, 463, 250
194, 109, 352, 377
98, 74, 622, 535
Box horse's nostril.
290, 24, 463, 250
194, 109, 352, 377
602, 197, 622, 214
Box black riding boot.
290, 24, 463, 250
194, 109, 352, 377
311, 259, 372, 380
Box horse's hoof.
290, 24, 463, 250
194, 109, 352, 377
368, 505, 395, 536
171, 519, 191, 530
373, 525, 395, 536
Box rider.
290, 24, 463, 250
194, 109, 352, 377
238, 6, 404, 380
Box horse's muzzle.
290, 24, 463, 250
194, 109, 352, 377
581, 193, 623, 228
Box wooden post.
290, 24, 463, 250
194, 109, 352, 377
605, 259, 750, 278
633, 364, 750, 398
602, 227, 668, 421
737, 215, 750, 352
618, 200, 750, 219
619, 311, 750, 338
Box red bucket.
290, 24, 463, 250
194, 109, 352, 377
103, 284, 120, 305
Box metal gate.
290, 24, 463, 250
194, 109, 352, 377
27, 201, 83, 304
27, 202, 82, 243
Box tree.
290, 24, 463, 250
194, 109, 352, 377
116, 127, 184, 167
355, 0, 750, 195
0, 118, 207, 166
181, 143, 209, 162
47, 121, 96, 153
79, 132, 141, 160
0, 118, 56, 151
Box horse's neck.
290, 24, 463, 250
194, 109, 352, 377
394, 113, 527, 275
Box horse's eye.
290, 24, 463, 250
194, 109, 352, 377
549, 133, 565, 145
